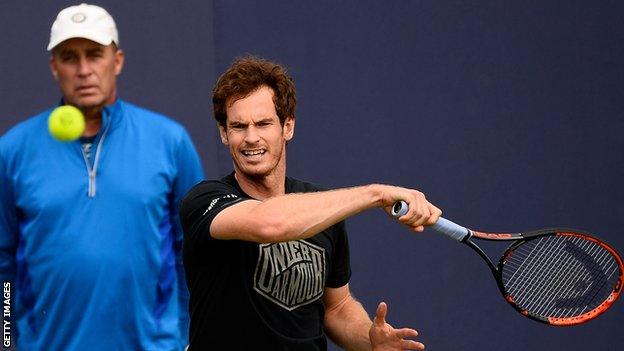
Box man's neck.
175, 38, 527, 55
74, 96, 116, 138
83, 110, 103, 138
234, 167, 286, 201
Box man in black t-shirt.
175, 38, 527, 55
180, 56, 442, 350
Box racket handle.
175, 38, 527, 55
391, 201, 470, 242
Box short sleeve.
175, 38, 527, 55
326, 220, 351, 288
179, 180, 246, 248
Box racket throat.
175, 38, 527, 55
465, 239, 498, 273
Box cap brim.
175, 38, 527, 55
47, 30, 114, 51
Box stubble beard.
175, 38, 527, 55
233, 144, 287, 183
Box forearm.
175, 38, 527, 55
260, 185, 382, 240
211, 182, 440, 243
324, 295, 373, 351
213, 184, 385, 243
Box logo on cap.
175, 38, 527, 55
71, 13, 87, 23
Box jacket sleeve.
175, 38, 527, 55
171, 128, 204, 345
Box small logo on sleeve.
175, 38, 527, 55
203, 194, 239, 216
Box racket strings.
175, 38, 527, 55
504, 236, 557, 291
508, 237, 618, 318
532, 242, 611, 318
517, 237, 617, 318
506, 239, 594, 318
501, 234, 620, 319
520, 239, 596, 316
505, 236, 571, 304
548, 244, 617, 318
505, 237, 578, 313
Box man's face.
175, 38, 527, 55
220, 85, 295, 179
49, 38, 124, 112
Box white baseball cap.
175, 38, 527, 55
47, 3, 119, 51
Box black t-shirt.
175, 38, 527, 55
180, 173, 351, 350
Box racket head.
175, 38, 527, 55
495, 229, 623, 326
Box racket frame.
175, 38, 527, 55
391, 200, 623, 325
463, 228, 624, 326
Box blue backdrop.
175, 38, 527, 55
2, 1, 623, 350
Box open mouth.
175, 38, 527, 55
241, 149, 266, 158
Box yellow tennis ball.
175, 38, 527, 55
48, 105, 86, 142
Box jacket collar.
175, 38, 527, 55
57, 98, 124, 133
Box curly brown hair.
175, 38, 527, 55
212, 56, 296, 127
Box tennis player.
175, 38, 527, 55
0, 4, 203, 350
180, 56, 441, 350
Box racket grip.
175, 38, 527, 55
431, 217, 470, 241
391, 201, 470, 242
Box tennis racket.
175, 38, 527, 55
392, 201, 624, 326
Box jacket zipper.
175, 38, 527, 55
81, 119, 111, 198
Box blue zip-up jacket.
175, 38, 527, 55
0, 100, 204, 350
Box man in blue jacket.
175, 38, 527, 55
0, 4, 204, 350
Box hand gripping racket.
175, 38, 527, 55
392, 201, 624, 326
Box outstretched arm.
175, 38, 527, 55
210, 184, 441, 243
323, 285, 424, 351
